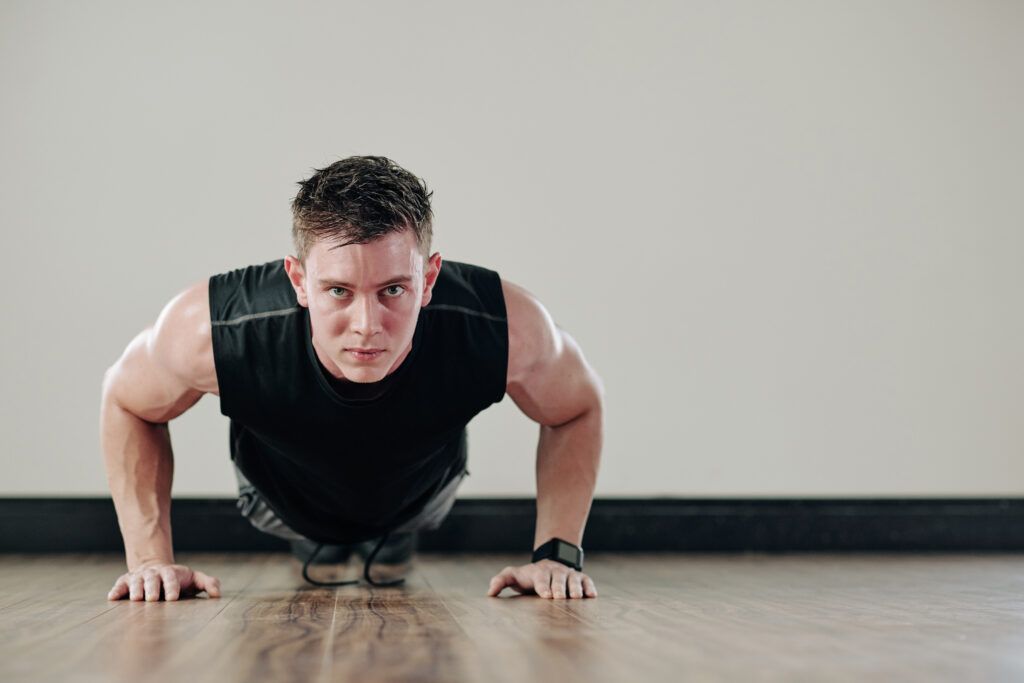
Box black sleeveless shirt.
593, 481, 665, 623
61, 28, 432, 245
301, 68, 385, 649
208, 259, 509, 544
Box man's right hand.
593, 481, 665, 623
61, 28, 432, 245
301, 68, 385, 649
107, 563, 221, 602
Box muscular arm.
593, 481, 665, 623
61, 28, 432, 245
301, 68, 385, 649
488, 280, 604, 599
100, 279, 220, 600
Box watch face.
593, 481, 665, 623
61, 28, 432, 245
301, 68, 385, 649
556, 542, 578, 564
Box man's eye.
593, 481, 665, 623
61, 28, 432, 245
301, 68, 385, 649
383, 285, 405, 297
328, 287, 349, 298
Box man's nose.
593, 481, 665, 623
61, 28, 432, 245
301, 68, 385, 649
351, 295, 382, 335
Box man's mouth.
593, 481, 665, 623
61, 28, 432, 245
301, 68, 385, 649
346, 348, 385, 361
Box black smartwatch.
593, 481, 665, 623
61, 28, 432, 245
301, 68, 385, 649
532, 537, 584, 571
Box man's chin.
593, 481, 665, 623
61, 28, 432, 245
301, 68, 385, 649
339, 365, 388, 384
349, 375, 384, 384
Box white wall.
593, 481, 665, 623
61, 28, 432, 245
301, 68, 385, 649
1, 0, 1021, 497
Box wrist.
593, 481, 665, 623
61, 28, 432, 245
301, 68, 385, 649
532, 537, 584, 571
127, 543, 175, 570
128, 556, 175, 571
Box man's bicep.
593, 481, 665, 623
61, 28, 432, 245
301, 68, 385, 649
104, 328, 202, 423
104, 280, 216, 423
150, 279, 217, 394
503, 280, 601, 427
507, 330, 600, 427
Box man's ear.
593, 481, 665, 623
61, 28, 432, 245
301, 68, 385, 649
420, 252, 443, 307
284, 255, 310, 307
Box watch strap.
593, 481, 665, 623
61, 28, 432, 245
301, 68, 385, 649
532, 537, 584, 570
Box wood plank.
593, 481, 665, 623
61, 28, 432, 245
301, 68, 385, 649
416, 552, 679, 683
0, 554, 121, 650
1, 553, 268, 683
596, 553, 1024, 681
2, 553, 1023, 683
158, 553, 477, 682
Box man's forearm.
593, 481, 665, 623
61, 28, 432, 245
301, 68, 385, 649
533, 406, 602, 548
100, 397, 175, 569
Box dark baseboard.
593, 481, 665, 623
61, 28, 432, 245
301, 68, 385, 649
2, 497, 1023, 554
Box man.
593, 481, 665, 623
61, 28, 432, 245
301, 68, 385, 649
101, 156, 602, 602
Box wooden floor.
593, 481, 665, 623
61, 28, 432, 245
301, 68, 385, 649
1, 553, 1023, 682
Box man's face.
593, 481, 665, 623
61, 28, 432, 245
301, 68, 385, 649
285, 229, 441, 383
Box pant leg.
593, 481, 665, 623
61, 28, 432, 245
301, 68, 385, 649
234, 464, 307, 542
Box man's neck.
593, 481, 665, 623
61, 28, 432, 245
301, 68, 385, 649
327, 372, 396, 401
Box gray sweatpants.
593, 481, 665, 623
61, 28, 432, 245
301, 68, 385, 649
233, 463, 466, 543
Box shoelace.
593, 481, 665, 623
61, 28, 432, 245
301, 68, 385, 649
300, 531, 406, 588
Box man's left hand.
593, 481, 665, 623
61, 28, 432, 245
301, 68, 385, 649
487, 559, 597, 599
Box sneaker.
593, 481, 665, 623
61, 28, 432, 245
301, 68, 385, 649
290, 539, 353, 565
355, 531, 417, 565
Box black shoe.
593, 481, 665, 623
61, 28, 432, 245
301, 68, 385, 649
290, 539, 353, 565
355, 531, 417, 564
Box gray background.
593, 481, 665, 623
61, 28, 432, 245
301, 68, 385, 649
1, 0, 1021, 497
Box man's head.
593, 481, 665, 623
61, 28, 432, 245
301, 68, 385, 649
284, 156, 442, 384
291, 155, 433, 263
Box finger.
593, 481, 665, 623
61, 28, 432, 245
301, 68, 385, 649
160, 567, 180, 601
492, 567, 539, 597
487, 575, 507, 597
108, 575, 129, 601
582, 574, 598, 598
487, 567, 520, 597
550, 570, 569, 599
568, 573, 584, 599
536, 569, 553, 599
129, 574, 145, 601
193, 571, 221, 598
144, 569, 163, 602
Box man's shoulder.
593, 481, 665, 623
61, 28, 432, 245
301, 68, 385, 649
209, 259, 299, 322
429, 260, 505, 313
433, 259, 497, 288
209, 258, 287, 291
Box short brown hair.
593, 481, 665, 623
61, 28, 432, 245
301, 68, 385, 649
291, 156, 433, 262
